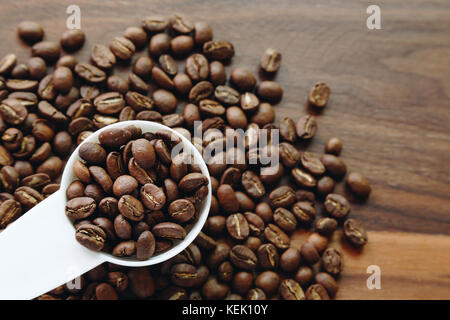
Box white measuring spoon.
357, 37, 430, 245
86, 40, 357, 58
0, 120, 211, 300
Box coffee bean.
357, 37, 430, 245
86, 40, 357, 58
217, 184, 239, 214
170, 13, 194, 34
118, 195, 144, 222
346, 172, 371, 198
91, 44, 116, 69
126, 91, 154, 112
244, 212, 264, 236
56, 55, 77, 70
0, 99, 28, 125
292, 201, 316, 224
226, 213, 249, 240
142, 15, 169, 32
257, 81, 283, 103
137, 230, 156, 260
141, 183, 166, 211
189, 81, 213, 104
291, 168, 316, 188
250, 102, 275, 126
260, 48, 282, 73
79, 142, 106, 164
257, 243, 279, 270
246, 288, 266, 300
75, 63, 106, 83
168, 199, 195, 223
159, 54, 178, 77
75, 224, 106, 252
31, 41, 60, 61
0, 199, 21, 228
280, 279, 305, 300
315, 272, 338, 297
273, 207, 297, 232
132, 138, 156, 169
295, 266, 314, 287
110, 37, 135, 60
209, 61, 226, 86
279, 117, 297, 143
320, 154, 347, 178
309, 82, 330, 108
123, 27, 147, 49
185, 54, 209, 81
133, 56, 154, 78
61, 29, 85, 52
315, 217, 338, 236
264, 224, 290, 249
65, 197, 96, 220
322, 248, 343, 275
296, 115, 317, 140
279, 142, 300, 168
305, 284, 330, 300
171, 263, 198, 287
301, 152, 326, 176
324, 193, 350, 219
325, 137, 342, 155
113, 175, 138, 197
230, 245, 257, 270
255, 270, 280, 294
153, 222, 186, 240
344, 218, 368, 246
149, 33, 170, 56
173, 73, 192, 95
114, 214, 132, 240
17, 21, 44, 43
203, 41, 234, 61
241, 170, 265, 199
113, 240, 136, 257
6, 79, 38, 92
279, 247, 301, 273
269, 186, 296, 209
300, 242, 320, 264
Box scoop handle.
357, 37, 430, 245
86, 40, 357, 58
0, 190, 104, 300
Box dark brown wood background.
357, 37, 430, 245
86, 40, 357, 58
0, 0, 449, 299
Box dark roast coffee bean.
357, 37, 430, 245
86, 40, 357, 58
315, 217, 338, 236
229, 245, 257, 270
189, 81, 213, 104
113, 241, 136, 257
273, 207, 297, 232
113, 175, 138, 197
137, 230, 156, 260
203, 41, 234, 61
241, 170, 265, 199
301, 152, 325, 176
291, 168, 316, 188
14, 186, 43, 209
60, 29, 85, 52
292, 201, 316, 224
178, 172, 208, 193
264, 224, 290, 249
260, 48, 282, 73
126, 91, 154, 112
110, 37, 135, 60
91, 44, 116, 69
280, 279, 305, 300
309, 82, 330, 108
132, 138, 156, 169
65, 197, 96, 220
173, 73, 192, 95
168, 199, 195, 223
300, 242, 320, 264
79, 142, 106, 164
171, 263, 198, 287
324, 193, 350, 219
322, 248, 343, 275
346, 172, 371, 198
280, 247, 301, 273
325, 137, 343, 155
343, 218, 368, 246
17, 21, 44, 43
194, 231, 217, 250
21, 173, 50, 189
279, 142, 300, 168
141, 183, 166, 211
296, 115, 317, 140
269, 186, 296, 209
153, 222, 186, 240
74, 63, 106, 83
257, 243, 279, 270
250, 102, 275, 126
306, 284, 330, 300
142, 15, 169, 32
217, 184, 239, 214
31, 41, 60, 61
0, 99, 28, 125
75, 224, 106, 252
226, 213, 249, 240
0, 199, 21, 228
118, 195, 144, 222
244, 212, 264, 236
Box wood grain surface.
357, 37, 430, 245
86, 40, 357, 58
0, 0, 449, 299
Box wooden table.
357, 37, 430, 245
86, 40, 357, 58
0, 0, 449, 299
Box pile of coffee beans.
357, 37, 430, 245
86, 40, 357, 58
0, 13, 371, 300
67, 125, 209, 259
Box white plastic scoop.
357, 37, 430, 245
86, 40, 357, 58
0, 120, 211, 300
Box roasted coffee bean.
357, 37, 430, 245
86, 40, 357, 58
56, 55, 77, 70
296, 115, 317, 140
136, 230, 156, 260
124, 26, 147, 49
279, 142, 300, 168
217, 184, 239, 213
185, 53, 209, 81
241, 170, 265, 199
291, 168, 316, 188
93, 92, 125, 115
126, 91, 154, 112
189, 81, 213, 104
8, 91, 38, 108
246, 288, 266, 300
5, 79, 38, 92
230, 245, 257, 270
14, 186, 43, 209
0, 99, 28, 125
107, 272, 128, 292
128, 158, 157, 185
98, 197, 119, 219
171, 263, 198, 287
325, 137, 343, 155
110, 37, 135, 60
37, 156, 63, 179
292, 201, 316, 224
75, 63, 106, 83
65, 197, 96, 220
250, 102, 275, 126
133, 56, 154, 78
206, 242, 229, 269
31, 41, 60, 61
199, 99, 225, 117
214, 85, 240, 105
306, 284, 330, 300
269, 186, 296, 209
257, 243, 279, 270
80, 85, 100, 100
11, 64, 29, 79
226, 213, 250, 240
2, 128, 23, 151
309, 82, 330, 108
79, 142, 106, 164
0, 199, 21, 228
75, 224, 106, 252
179, 172, 208, 193
168, 199, 195, 224
203, 41, 234, 61
294, 266, 313, 287
273, 207, 297, 232
149, 33, 170, 56
260, 48, 282, 73
230, 67, 256, 92
131, 138, 156, 169
12, 135, 36, 159
38, 101, 68, 124
14, 161, 34, 178
84, 184, 104, 203
173, 73, 192, 95
202, 277, 229, 300
66, 99, 93, 119
279, 247, 301, 273
153, 222, 186, 240
324, 193, 350, 219
300, 242, 320, 264
208, 61, 225, 86
66, 181, 85, 200
257, 81, 283, 103
316, 175, 335, 195
60, 29, 85, 52
315, 272, 338, 297
141, 183, 166, 211
159, 54, 178, 77
315, 217, 338, 236
280, 279, 305, 300
0, 53, 16, 75
322, 248, 343, 275
255, 270, 280, 295
21, 173, 50, 189
142, 15, 169, 32
320, 154, 347, 178
128, 73, 149, 93
119, 106, 136, 121
264, 224, 290, 249
113, 175, 138, 197
244, 212, 264, 236
29, 142, 51, 163
113, 241, 136, 257
217, 261, 233, 282
343, 218, 368, 246
114, 214, 132, 239
53, 131, 72, 157
118, 195, 144, 221
91, 44, 116, 69
152, 89, 177, 114
279, 117, 297, 143
17, 21, 44, 43
301, 152, 325, 176
346, 172, 371, 198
